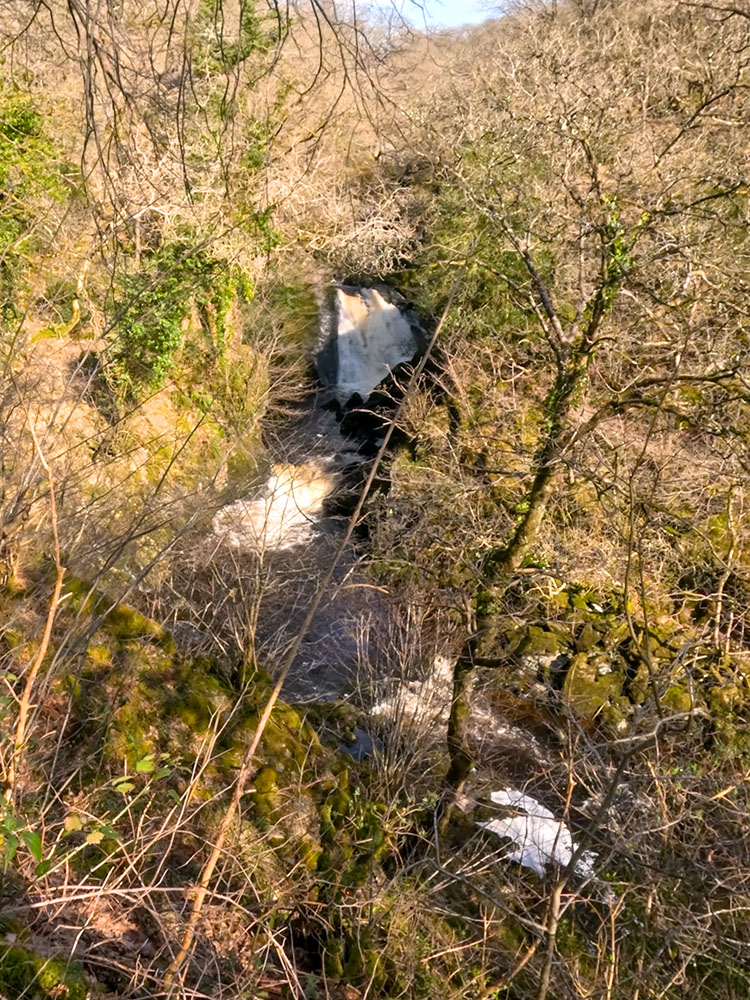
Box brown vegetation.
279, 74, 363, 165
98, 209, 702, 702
1, 2, 750, 999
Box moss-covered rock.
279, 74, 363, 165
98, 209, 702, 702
563, 651, 627, 722
252, 765, 280, 824
575, 621, 599, 653
518, 625, 568, 657
0, 942, 87, 1000
100, 602, 175, 652
302, 700, 364, 747
662, 684, 692, 713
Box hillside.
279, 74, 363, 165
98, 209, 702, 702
1, 1, 750, 998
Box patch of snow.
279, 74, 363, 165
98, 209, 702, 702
212, 460, 338, 552
479, 788, 596, 878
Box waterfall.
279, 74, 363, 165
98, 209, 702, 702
316, 285, 423, 402
213, 284, 423, 554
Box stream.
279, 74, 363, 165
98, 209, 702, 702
212, 283, 424, 702
210, 282, 606, 883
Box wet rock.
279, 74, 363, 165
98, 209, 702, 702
563, 651, 628, 724
339, 727, 377, 761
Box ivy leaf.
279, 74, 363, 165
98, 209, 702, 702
21, 830, 43, 863
135, 756, 155, 773
64, 814, 83, 832
86, 830, 104, 845
3, 833, 19, 861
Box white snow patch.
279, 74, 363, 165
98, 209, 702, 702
479, 788, 596, 878
212, 460, 338, 552
335, 288, 419, 401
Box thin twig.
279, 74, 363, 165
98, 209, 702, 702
3, 421, 65, 803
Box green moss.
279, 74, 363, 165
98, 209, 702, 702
323, 937, 345, 978
646, 633, 674, 661
84, 644, 112, 667
708, 683, 739, 712
328, 774, 352, 820
0, 571, 25, 599
302, 701, 362, 746
171, 692, 215, 731
102, 603, 175, 653
301, 838, 322, 871
252, 766, 279, 824
663, 685, 692, 713
628, 661, 651, 705
225, 700, 319, 771
563, 651, 626, 721
555, 914, 597, 979
1, 628, 23, 650
216, 342, 269, 429
70, 597, 235, 771
319, 803, 337, 844
342, 931, 386, 991
246, 277, 320, 360
0, 943, 87, 1000
575, 622, 599, 653
167, 659, 228, 731
518, 625, 568, 656
103, 689, 159, 765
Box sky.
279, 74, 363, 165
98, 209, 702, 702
379, 0, 497, 29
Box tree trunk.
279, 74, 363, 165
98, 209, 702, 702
442, 357, 588, 807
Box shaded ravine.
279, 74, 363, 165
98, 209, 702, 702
211, 283, 424, 702
209, 282, 607, 882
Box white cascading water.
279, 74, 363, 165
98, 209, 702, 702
214, 285, 421, 553
210, 285, 575, 820
334, 288, 420, 401
212, 460, 339, 552
478, 789, 597, 878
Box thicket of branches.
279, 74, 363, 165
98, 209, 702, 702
1, 1, 750, 999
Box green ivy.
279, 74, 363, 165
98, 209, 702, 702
112, 240, 250, 393
0, 91, 71, 331
196, 0, 269, 74
600, 194, 635, 312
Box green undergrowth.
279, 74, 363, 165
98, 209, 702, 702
0, 940, 86, 1000
0, 89, 76, 333
3, 571, 479, 996
110, 238, 254, 395
3, 574, 747, 998
1, 572, 418, 981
